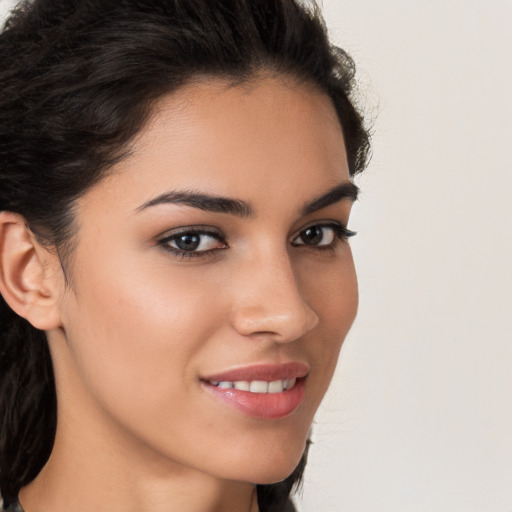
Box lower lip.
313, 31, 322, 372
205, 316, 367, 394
202, 378, 306, 419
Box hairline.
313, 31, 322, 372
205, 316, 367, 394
46, 69, 346, 287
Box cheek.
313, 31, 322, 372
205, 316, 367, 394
297, 248, 358, 398
299, 246, 358, 329
61, 253, 225, 415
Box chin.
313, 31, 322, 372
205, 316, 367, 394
251, 457, 305, 486
234, 438, 309, 486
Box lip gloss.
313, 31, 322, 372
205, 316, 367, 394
201, 362, 308, 418
202, 378, 306, 418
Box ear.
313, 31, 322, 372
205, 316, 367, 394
0, 211, 63, 331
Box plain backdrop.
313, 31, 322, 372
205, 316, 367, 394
1, 1, 511, 511
300, 1, 512, 511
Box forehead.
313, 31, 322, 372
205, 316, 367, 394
87, 77, 349, 214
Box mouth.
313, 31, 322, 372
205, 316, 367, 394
207, 377, 298, 393
200, 362, 308, 419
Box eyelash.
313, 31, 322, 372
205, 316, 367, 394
157, 223, 356, 260
157, 227, 226, 260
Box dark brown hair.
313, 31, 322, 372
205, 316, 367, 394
0, 0, 370, 509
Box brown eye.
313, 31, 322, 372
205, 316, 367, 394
293, 225, 336, 246
174, 233, 201, 251
159, 229, 226, 254
292, 223, 356, 248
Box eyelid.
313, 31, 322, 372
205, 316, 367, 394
290, 221, 356, 245
155, 221, 356, 261
156, 224, 224, 241
156, 225, 227, 258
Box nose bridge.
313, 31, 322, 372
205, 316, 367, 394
230, 245, 319, 342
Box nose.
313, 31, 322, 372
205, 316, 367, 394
229, 250, 319, 343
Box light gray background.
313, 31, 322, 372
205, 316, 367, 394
301, 1, 512, 511
1, 1, 511, 511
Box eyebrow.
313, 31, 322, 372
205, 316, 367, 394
136, 190, 253, 217
136, 181, 358, 217
300, 182, 359, 215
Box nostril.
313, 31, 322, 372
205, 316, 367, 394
304, 308, 319, 333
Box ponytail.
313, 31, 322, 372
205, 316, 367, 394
0, 295, 56, 504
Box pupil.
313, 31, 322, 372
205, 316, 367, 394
176, 233, 200, 251
302, 226, 323, 245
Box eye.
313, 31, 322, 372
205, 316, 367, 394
158, 228, 226, 257
292, 223, 356, 248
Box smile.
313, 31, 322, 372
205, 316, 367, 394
201, 363, 308, 418
209, 378, 297, 393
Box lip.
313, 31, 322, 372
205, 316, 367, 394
201, 362, 309, 419
201, 362, 309, 383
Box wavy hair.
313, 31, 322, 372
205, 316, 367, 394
0, 0, 370, 509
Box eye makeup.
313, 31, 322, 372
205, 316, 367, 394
156, 221, 356, 261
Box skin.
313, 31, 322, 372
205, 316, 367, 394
13, 77, 358, 512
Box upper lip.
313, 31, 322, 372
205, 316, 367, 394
201, 362, 310, 383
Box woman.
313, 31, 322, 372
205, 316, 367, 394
0, 0, 370, 511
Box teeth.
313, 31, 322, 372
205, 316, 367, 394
250, 381, 268, 393
211, 378, 297, 393
268, 380, 284, 393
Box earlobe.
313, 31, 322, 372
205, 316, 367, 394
0, 211, 63, 331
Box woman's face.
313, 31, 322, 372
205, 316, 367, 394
50, 77, 358, 484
